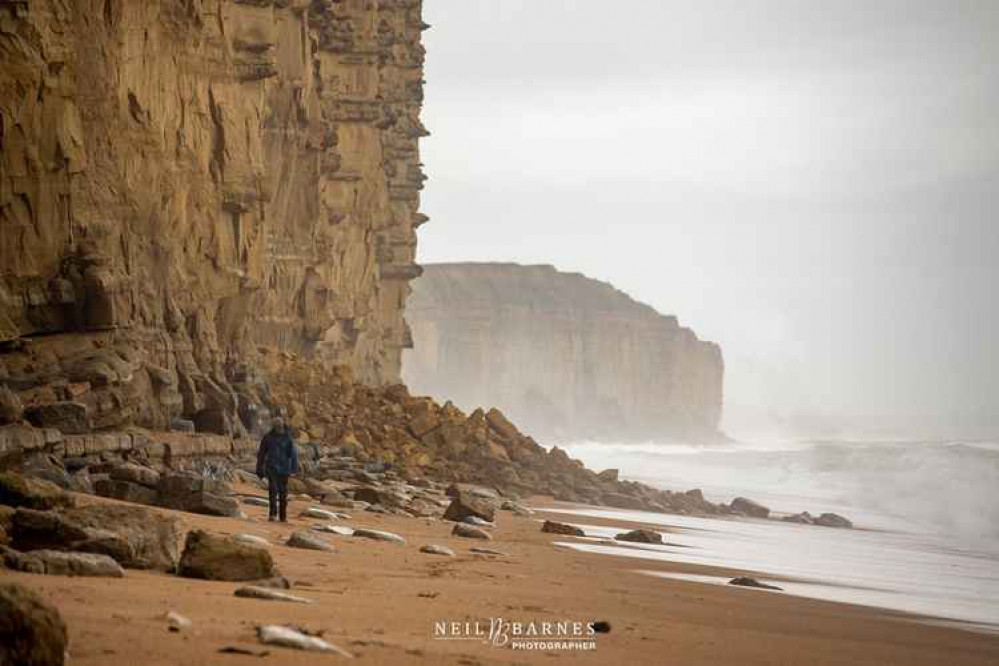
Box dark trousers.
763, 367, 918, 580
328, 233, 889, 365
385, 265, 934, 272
266, 470, 289, 520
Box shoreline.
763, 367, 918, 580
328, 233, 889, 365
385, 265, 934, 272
6, 488, 999, 665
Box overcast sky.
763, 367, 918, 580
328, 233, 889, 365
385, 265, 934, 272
415, 0, 999, 440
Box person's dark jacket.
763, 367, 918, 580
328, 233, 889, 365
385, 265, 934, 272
256, 428, 300, 477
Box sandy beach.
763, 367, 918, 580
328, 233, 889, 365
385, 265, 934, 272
5, 488, 998, 666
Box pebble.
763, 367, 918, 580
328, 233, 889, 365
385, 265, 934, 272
299, 507, 341, 521
243, 497, 269, 507
352, 528, 406, 544
163, 610, 192, 632
286, 532, 335, 552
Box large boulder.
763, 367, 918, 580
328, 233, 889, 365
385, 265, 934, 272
3, 548, 125, 578
443, 491, 496, 523
0, 473, 74, 511
94, 478, 159, 506
0, 583, 68, 666
814, 512, 853, 529
157, 473, 238, 517
541, 520, 585, 537
10, 504, 181, 571
730, 497, 770, 519
178, 530, 276, 581
614, 529, 663, 544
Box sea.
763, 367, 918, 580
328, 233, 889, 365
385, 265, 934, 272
539, 439, 999, 633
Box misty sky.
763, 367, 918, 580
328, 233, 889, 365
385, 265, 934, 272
415, 0, 999, 440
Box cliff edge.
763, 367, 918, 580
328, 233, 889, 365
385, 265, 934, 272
403, 263, 724, 441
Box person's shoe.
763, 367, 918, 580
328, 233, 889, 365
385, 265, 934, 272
268, 515, 276, 522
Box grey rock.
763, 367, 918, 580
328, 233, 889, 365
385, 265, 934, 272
470, 547, 508, 556
451, 523, 491, 540
233, 533, 270, 548
419, 544, 455, 557
352, 528, 406, 544
256, 625, 352, 656
443, 491, 496, 523
286, 531, 334, 552
541, 520, 585, 537
814, 512, 853, 529
730, 497, 770, 519
5, 548, 125, 577
299, 507, 340, 521
729, 576, 782, 591
242, 496, 269, 507
614, 529, 663, 544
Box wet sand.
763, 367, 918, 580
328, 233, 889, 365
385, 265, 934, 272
5, 491, 999, 665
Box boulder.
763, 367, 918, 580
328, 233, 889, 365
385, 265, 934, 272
178, 530, 276, 581
285, 531, 334, 552
109, 463, 160, 488
443, 491, 496, 523
94, 478, 159, 506
0, 473, 74, 511
11, 504, 181, 571
730, 497, 770, 519
157, 473, 238, 517
814, 512, 853, 529
0, 583, 68, 666
729, 576, 782, 591
614, 529, 663, 544
451, 523, 491, 540
24, 402, 89, 434
541, 520, 585, 537
3, 548, 125, 577
781, 511, 814, 525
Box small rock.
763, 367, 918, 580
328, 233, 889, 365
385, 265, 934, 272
541, 520, 585, 537
285, 531, 334, 552
729, 576, 782, 591
311, 525, 354, 536
0, 582, 68, 666
163, 610, 192, 632
814, 512, 853, 529
352, 528, 406, 544
419, 544, 455, 557
614, 529, 663, 544
242, 497, 269, 507
592, 621, 611, 633
469, 547, 507, 556
452, 523, 491, 540
299, 507, 340, 521
234, 586, 312, 604
256, 625, 352, 656
781, 511, 814, 525
500, 500, 533, 516
461, 516, 494, 528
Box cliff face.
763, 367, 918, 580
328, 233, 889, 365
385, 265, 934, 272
0, 0, 426, 433
403, 263, 724, 442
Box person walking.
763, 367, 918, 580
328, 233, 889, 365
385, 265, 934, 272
256, 417, 299, 522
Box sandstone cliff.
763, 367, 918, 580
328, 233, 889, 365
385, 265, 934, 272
403, 263, 724, 441
0, 0, 427, 435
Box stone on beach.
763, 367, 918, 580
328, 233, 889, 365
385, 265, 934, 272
814, 513, 853, 528
443, 491, 496, 523
419, 544, 455, 557
300, 507, 341, 521
233, 534, 270, 548
234, 586, 312, 604
614, 529, 663, 544
256, 625, 353, 656
0, 583, 68, 666
286, 531, 334, 552
352, 528, 406, 544
469, 547, 507, 556
3, 548, 125, 577
163, 610, 192, 632
452, 523, 491, 540
541, 520, 585, 537
730, 497, 771, 519
461, 515, 494, 528
178, 530, 276, 581
242, 497, 269, 507
729, 576, 782, 591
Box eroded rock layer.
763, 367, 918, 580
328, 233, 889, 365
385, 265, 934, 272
403, 263, 724, 441
0, 0, 427, 434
